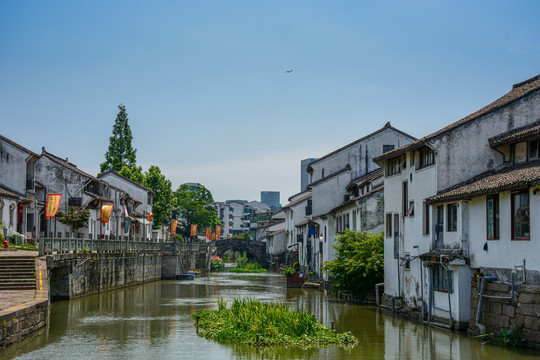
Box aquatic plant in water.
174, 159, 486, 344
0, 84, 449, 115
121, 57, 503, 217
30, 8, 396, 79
229, 263, 267, 273
192, 298, 358, 348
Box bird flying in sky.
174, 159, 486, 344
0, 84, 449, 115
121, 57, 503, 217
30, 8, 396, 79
286, 69, 293, 73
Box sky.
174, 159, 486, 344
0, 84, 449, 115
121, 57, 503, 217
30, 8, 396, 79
1, 1, 540, 203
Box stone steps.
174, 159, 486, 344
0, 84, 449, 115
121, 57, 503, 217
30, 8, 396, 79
0, 257, 36, 290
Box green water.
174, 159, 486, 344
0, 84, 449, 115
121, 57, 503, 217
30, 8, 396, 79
2, 270, 539, 359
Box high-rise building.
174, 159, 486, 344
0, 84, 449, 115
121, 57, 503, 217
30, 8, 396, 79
300, 158, 316, 191
260, 191, 280, 210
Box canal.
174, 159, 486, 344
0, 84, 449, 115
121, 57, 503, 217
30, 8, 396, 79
3, 269, 539, 359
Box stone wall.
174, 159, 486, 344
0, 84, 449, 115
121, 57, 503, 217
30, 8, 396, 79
0, 299, 49, 348
469, 281, 540, 349
49, 253, 163, 299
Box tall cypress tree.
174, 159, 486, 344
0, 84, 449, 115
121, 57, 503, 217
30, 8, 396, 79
100, 105, 137, 174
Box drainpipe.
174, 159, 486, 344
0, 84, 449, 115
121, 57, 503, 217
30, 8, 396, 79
443, 264, 454, 329
375, 283, 384, 306
420, 259, 425, 320
475, 275, 497, 335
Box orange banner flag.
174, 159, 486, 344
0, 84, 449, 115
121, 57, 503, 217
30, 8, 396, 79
190, 224, 198, 237
170, 220, 178, 235
101, 204, 113, 223
146, 212, 154, 222
45, 194, 62, 219
216, 225, 221, 240
205, 227, 211, 240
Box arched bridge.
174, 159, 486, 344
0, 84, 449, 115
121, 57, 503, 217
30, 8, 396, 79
215, 239, 267, 267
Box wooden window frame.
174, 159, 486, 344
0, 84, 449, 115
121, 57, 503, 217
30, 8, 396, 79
486, 194, 500, 240
433, 265, 453, 293
423, 202, 430, 235
512, 190, 530, 241
419, 147, 435, 169
447, 203, 457, 232
386, 213, 392, 238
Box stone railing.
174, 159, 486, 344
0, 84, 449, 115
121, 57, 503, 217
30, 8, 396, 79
178, 242, 216, 253
39, 236, 179, 256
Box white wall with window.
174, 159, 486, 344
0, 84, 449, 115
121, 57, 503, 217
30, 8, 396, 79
468, 187, 540, 275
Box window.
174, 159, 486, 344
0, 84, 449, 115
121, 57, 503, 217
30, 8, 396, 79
386, 213, 392, 238
383, 145, 395, 153
402, 181, 408, 217
529, 139, 539, 160
344, 213, 350, 229
322, 169, 325, 178
423, 202, 430, 235
486, 195, 500, 240
512, 191, 530, 240
352, 210, 357, 230
419, 147, 435, 168
387, 156, 405, 176
433, 265, 453, 292
447, 203, 457, 232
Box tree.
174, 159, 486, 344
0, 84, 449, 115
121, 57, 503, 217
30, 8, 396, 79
144, 165, 173, 229
322, 230, 384, 295
118, 164, 145, 184
174, 183, 220, 238
100, 104, 137, 174
56, 207, 90, 234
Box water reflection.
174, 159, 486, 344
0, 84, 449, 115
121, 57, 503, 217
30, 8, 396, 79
2, 271, 539, 359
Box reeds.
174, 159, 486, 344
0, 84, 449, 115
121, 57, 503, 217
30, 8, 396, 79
193, 298, 358, 347
229, 263, 267, 273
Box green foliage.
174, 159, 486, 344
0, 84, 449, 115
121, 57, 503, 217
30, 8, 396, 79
211, 256, 224, 271
100, 104, 137, 174
229, 263, 267, 273
143, 165, 173, 229
193, 298, 358, 348
232, 233, 251, 240
56, 207, 90, 233
173, 234, 184, 242
322, 230, 384, 295
118, 164, 145, 184
173, 183, 220, 237
475, 325, 525, 348
284, 267, 294, 277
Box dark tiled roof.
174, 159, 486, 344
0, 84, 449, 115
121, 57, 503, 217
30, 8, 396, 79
88, 193, 114, 203
419, 249, 465, 263
426, 161, 540, 204
0, 134, 41, 159
307, 122, 416, 172
43, 150, 100, 181
489, 120, 540, 148
0, 185, 31, 202
287, 189, 311, 202
329, 184, 384, 214
374, 74, 540, 162
282, 193, 311, 209
346, 168, 384, 191
308, 164, 351, 188
99, 170, 154, 194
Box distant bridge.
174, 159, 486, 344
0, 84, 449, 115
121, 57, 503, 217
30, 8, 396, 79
215, 238, 266, 266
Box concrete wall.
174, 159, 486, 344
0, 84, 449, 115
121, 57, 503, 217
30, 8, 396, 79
310, 127, 415, 183
468, 187, 540, 282
312, 170, 351, 217
431, 90, 540, 192
0, 138, 30, 196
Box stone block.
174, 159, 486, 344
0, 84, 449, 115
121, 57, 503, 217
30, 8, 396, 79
523, 316, 540, 331
488, 301, 502, 315
519, 293, 540, 304
486, 283, 511, 293
522, 328, 540, 343
517, 303, 540, 317
502, 304, 516, 318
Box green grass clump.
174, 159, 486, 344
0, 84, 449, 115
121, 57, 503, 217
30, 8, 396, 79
229, 263, 267, 273
192, 298, 358, 348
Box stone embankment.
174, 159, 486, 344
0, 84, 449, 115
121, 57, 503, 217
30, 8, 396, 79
0, 253, 49, 348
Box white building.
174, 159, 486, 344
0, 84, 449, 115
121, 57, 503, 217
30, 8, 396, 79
374, 74, 540, 329
214, 200, 270, 239
0, 135, 41, 240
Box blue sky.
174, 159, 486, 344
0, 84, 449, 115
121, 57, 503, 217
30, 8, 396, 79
1, 1, 540, 203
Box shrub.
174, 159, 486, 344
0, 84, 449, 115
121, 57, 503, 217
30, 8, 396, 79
322, 230, 384, 295
211, 256, 224, 271
284, 267, 294, 277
